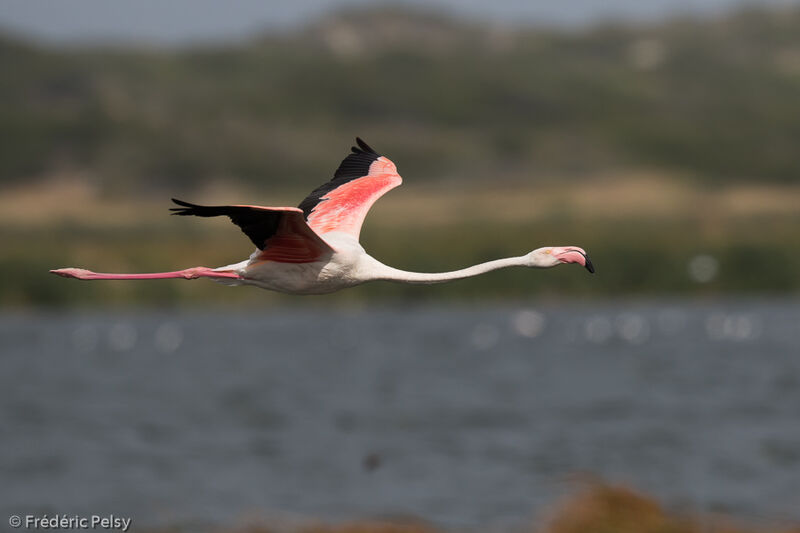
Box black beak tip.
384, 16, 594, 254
585, 257, 595, 274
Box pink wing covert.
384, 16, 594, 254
298, 138, 402, 240
255, 208, 334, 263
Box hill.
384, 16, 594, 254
1, 5, 799, 193
1, 6, 799, 306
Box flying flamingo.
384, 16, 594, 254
51, 138, 594, 294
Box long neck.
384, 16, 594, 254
367, 255, 529, 285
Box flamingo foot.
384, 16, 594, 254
50, 268, 96, 280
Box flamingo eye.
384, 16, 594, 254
545, 249, 552, 254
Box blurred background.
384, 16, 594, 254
1, 0, 799, 531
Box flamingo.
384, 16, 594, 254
51, 138, 594, 294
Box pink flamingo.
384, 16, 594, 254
51, 138, 594, 294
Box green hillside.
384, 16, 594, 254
1, 6, 799, 192
2, 6, 799, 307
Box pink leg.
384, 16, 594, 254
50, 267, 240, 281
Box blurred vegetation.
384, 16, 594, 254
3, 6, 800, 188
145, 483, 799, 533
1, 5, 799, 307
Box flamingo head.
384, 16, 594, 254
527, 246, 595, 273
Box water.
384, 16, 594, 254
2, 300, 799, 530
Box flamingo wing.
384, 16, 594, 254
297, 137, 402, 239
170, 199, 334, 263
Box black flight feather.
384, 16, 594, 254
170, 199, 283, 250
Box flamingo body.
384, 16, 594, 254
51, 138, 594, 294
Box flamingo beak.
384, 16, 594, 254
554, 248, 595, 274
584, 256, 595, 274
